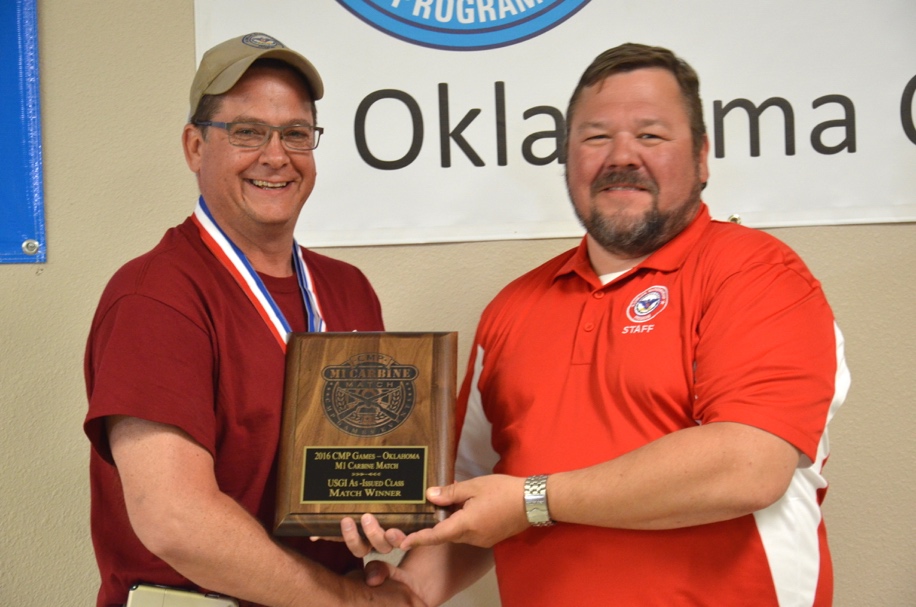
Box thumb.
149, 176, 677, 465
426, 482, 465, 506
363, 559, 395, 587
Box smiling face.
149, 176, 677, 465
183, 63, 317, 251
565, 67, 709, 272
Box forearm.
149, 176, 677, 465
136, 489, 352, 606
548, 421, 799, 530
110, 416, 381, 606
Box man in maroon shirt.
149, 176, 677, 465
84, 32, 423, 607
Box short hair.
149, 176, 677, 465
190, 59, 318, 138
566, 43, 706, 156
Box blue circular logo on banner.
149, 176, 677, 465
337, 0, 592, 51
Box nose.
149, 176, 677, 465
604, 133, 640, 169
259, 129, 290, 166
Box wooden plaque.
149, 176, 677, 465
275, 332, 456, 537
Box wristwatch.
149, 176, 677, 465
523, 474, 554, 526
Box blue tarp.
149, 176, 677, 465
0, 0, 45, 264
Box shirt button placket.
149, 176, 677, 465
572, 289, 609, 364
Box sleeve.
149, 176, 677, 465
454, 343, 499, 480
83, 293, 217, 464
693, 257, 846, 463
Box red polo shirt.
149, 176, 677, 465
456, 204, 848, 606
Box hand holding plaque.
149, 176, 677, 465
275, 332, 456, 537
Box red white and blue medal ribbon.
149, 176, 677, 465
191, 196, 324, 352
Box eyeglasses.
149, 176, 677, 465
194, 121, 323, 151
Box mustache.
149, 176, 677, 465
590, 170, 658, 196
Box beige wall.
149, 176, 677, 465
1, 1, 913, 604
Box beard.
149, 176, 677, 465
569, 168, 703, 259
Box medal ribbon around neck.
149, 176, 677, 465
191, 196, 324, 352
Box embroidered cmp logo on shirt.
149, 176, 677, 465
336, 0, 592, 51
623, 286, 669, 334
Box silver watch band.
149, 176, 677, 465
524, 474, 554, 526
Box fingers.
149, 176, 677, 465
400, 514, 462, 550
309, 535, 344, 542
342, 513, 410, 558
338, 479, 479, 556
341, 516, 374, 558
402, 475, 527, 549
384, 526, 409, 548
359, 513, 402, 554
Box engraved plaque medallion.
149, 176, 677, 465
275, 332, 456, 537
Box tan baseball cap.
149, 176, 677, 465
189, 32, 324, 117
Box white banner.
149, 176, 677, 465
194, 0, 916, 246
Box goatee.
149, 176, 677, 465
571, 168, 702, 259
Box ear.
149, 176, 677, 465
182, 123, 204, 173
697, 134, 710, 185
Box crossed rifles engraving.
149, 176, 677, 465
329, 384, 406, 427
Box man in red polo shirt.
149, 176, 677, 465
347, 43, 849, 607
